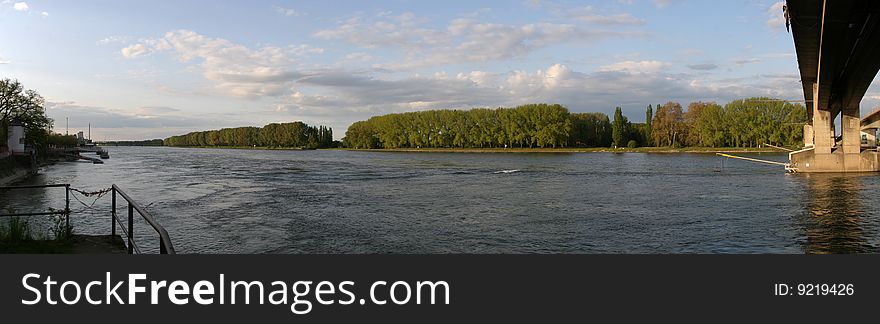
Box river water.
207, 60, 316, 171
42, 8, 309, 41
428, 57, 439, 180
2, 147, 879, 254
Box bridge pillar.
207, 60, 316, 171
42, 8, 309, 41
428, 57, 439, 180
842, 103, 861, 154
812, 83, 833, 155
842, 101, 862, 171
804, 123, 813, 147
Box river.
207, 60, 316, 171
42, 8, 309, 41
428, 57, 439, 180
2, 146, 879, 254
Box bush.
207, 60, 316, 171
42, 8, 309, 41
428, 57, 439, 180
0, 216, 34, 242
627, 140, 638, 149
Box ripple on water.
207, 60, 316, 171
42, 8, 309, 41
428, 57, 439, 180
10, 147, 880, 254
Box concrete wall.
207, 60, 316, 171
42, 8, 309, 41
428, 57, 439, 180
789, 149, 880, 172
7, 125, 25, 154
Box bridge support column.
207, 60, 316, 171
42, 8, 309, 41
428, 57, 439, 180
842, 102, 862, 170
813, 83, 833, 155
804, 124, 814, 147
842, 103, 861, 154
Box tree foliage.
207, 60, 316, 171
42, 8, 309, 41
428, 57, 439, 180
165, 122, 334, 149
343, 104, 574, 149
651, 101, 685, 147
47, 133, 79, 148
0, 79, 52, 148
645, 105, 653, 146
346, 99, 804, 149
612, 107, 627, 147
651, 98, 805, 148
570, 112, 612, 147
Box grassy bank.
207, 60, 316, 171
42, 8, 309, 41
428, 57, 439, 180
346, 147, 791, 154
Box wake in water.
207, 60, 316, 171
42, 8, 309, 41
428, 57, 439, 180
493, 169, 520, 174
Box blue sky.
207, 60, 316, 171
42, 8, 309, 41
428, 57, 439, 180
2, 0, 878, 140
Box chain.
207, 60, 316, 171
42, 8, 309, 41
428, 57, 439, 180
69, 187, 112, 197
68, 187, 112, 210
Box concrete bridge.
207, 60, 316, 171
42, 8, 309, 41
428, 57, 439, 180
786, 0, 880, 172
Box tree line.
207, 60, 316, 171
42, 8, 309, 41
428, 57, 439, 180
100, 139, 164, 146
164, 122, 335, 149
344, 98, 806, 149
647, 98, 806, 148
345, 104, 574, 149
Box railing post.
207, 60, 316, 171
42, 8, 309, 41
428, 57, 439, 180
128, 203, 134, 254
65, 184, 70, 237
111, 186, 116, 236
160, 240, 167, 254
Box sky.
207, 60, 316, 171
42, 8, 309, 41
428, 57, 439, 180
1, 0, 879, 141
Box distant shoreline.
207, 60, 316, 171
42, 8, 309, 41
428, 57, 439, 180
346, 147, 788, 154
132, 145, 789, 154
160, 146, 317, 151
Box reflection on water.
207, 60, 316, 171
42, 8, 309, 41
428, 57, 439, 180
801, 173, 877, 254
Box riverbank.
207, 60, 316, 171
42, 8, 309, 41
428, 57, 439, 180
0, 157, 35, 186
127, 145, 790, 154
165, 145, 318, 151
348, 147, 790, 154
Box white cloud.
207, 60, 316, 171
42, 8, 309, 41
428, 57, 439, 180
288, 44, 324, 56
766, 2, 786, 29
315, 13, 644, 70
121, 30, 324, 98
273, 62, 803, 129
599, 60, 670, 73
117, 28, 803, 136
570, 6, 644, 25
0, 58, 10, 64
97, 36, 131, 46
12, 1, 27, 11
40, 11, 48, 17
121, 43, 150, 58
275, 6, 299, 17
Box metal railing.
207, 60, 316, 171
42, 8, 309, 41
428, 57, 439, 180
0, 183, 175, 254
111, 184, 176, 254
0, 184, 71, 236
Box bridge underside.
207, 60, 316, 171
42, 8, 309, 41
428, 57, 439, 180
787, 0, 880, 172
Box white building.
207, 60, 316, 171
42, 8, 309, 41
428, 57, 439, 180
6, 119, 26, 155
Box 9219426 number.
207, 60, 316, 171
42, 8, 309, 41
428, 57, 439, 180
773, 283, 854, 296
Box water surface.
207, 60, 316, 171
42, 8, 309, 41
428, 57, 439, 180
3, 147, 879, 254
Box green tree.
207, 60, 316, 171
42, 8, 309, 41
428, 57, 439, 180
1, 79, 52, 155
611, 107, 628, 147
570, 112, 612, 147
652, 102, 684, 147
645, 105, 653, 146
